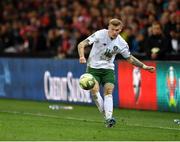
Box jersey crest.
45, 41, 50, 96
100, 45, 119, 60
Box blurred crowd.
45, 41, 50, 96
0, 0, 179, 60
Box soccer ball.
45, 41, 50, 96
79, 73, 95, 90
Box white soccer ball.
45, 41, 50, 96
79, 73, 95, 90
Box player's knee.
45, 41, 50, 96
90, 81, 99, 94
104, 83, 114, 95
104, 88, 113, 95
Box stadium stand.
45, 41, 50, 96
0, 0, 179, 60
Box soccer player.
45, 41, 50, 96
77, 18, 155, 128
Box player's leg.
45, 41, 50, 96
104, 83, 114, 119
102, 69, 116, 127
90, 80, 104, 113
104, 83, 116, 127
87, 67, 104, 113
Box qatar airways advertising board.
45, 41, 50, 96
117, 61, 180, 112
157, 62, 180, 112
0, 58, 179, 112
118, 61, 157, 110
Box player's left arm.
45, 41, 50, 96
126, 55, 155, 73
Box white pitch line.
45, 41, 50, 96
127, 123, 180, 131
0, 110, 102, 123
0, 110, 180, 131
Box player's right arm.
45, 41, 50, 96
78, 39, 90, 64
78, 30, 101, 64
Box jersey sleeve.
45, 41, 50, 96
86, 30, 101, 45
118, 44, 131, 59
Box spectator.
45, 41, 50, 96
0, 0, 179, 59
145, 22, 172, 60
170, 28, 180, 54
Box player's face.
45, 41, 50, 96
108, 24, 122, 39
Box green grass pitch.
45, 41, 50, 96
0, 99, 179, 141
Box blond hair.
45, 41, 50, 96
109, 18, 124, 27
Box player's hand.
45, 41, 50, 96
143, 65, 156, 73
79, 57, 86, 64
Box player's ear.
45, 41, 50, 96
118, 27, 123, 33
